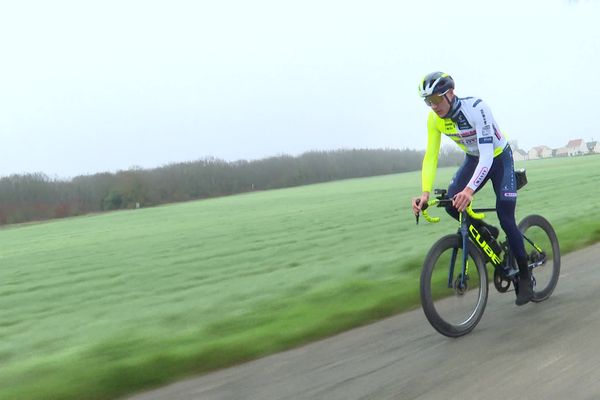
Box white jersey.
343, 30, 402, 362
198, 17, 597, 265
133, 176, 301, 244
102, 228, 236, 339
422, 97, 508, 192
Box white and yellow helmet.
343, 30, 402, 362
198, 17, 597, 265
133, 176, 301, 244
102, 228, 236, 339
418, 72, 455, 98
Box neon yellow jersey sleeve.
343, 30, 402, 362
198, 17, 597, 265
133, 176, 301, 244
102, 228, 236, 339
422, 111, 441, 193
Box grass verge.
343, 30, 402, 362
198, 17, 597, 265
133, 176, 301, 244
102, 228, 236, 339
1, 155, 600, 400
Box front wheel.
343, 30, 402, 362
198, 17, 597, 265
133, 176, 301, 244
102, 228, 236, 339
518, 215, 560, 302
420, 234, 488, 337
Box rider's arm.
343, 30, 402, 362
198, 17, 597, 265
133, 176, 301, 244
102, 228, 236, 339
422, 112, 441, 194
466, 101, 495, 191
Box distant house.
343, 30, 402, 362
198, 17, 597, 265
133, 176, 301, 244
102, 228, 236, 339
513, 149, 528, 161
555, 147, 570, 157
540, 146, 553, 158
527, 148, 539, 160
528, 145, 553, 159
566, 139, 588, 156
587, 141, 600, 154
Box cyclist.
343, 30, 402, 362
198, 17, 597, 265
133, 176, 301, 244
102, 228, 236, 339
411, 71, 532, 305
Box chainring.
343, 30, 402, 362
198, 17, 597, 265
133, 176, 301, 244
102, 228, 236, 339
493, 268, 511, 293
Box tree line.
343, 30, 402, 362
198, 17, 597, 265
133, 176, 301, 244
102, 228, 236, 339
0, 147, 464, 225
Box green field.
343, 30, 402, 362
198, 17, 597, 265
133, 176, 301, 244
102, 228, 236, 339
2, 155, 600, 400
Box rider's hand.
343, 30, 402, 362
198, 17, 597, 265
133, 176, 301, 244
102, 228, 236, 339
453, 188, 474, 212
412, 192, 430, 216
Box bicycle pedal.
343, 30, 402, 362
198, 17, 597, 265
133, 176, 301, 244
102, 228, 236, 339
506, 268, 518, 277
500, 266, 518, 277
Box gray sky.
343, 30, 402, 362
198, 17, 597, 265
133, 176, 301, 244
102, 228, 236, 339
1, 0, 599, 178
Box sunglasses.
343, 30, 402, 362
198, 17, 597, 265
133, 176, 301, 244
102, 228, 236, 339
423, 94, 445, 106
423, 89, 450, 106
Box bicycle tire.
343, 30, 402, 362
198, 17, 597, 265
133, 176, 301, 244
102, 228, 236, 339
420, 234, 488, 337
518, 214, 560, 302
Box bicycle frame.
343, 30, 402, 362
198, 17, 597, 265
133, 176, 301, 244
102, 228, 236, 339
453, 207, 500, 290
421, 196, 545, 288
421, 198, 548, 290
421, 199, 493, 289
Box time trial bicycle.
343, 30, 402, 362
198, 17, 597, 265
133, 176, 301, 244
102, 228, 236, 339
417, 170, 560, 337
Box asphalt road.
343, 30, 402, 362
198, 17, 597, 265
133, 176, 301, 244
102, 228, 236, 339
126, 243, 600, 400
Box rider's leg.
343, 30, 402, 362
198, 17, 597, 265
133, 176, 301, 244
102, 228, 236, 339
497, 199, 531, 305
445, 155, 498, 237
489, 147, 531, 305
445, 154, 477, 220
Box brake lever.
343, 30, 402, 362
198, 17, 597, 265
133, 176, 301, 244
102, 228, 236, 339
415, 199, 429, 225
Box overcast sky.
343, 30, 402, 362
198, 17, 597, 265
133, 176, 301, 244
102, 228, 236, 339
1, 0, 599, 178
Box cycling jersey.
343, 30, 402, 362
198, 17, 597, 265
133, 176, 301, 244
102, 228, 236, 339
422, 97, 508, 193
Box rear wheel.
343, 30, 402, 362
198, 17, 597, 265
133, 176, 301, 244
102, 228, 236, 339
518, 215, 560, 302
420, 234, 488, 337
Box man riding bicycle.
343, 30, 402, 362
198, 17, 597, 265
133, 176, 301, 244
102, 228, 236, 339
411, 71, 532, 306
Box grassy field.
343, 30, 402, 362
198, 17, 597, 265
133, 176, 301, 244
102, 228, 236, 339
2, 155, 600, 400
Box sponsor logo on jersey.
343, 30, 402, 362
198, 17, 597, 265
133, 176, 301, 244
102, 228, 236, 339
454, 130, 476, 137
472, 99, 482, 107
472, 167, 488, 187
480, 109, 488, 125
455, 111, 473, 130
482, 125, 492, 136
479, 136, 493, 144
504, 192, 517, 197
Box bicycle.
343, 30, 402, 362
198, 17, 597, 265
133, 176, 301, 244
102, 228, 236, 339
416, 169, 560, 337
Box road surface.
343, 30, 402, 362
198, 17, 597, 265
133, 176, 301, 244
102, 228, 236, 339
126, 243, 600, 400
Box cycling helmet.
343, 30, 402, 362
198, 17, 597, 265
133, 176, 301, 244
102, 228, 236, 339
418, 72, 454, 98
